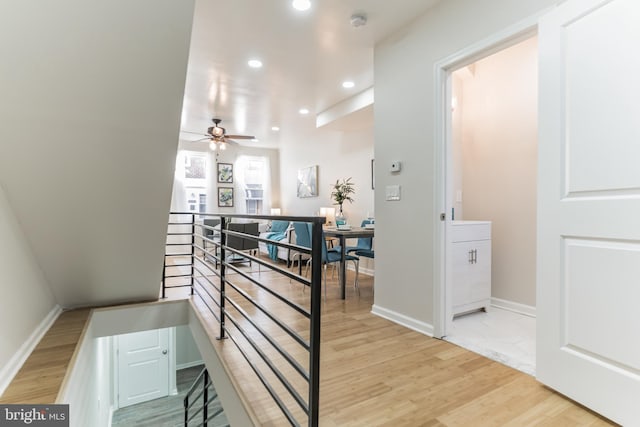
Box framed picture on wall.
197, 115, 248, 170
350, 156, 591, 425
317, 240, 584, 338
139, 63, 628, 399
217, 163, 233, 183
218, 187, 234, 207
297, 165, 318, 198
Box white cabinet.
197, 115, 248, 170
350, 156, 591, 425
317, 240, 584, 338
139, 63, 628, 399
451, 221, 491, 318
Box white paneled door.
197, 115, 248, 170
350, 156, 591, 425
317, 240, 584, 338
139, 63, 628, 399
537, 0, 640, 424
117, 329, 170, 408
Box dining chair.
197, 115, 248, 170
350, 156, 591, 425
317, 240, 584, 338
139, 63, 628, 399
320, 230, 360, 299
291, 222, 312, 275
334, 219, 373, 255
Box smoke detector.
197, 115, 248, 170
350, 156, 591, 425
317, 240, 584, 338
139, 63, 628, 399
350, 13, 367, 28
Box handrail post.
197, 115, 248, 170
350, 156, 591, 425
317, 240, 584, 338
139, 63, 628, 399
162, 256, 167, 299
218, 215, 227, 340
308, 221, 322, 427
203, 370, 209, 426
184, 394, 189, 427
190, 213, 195, 295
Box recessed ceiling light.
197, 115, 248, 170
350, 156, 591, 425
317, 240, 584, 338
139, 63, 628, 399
299, 108, 310, 115
251, 138, 259, 142
248, 59, 263, 68
342, 81, 355, 89
271, 126, 280, 131
292, 0, 311, 11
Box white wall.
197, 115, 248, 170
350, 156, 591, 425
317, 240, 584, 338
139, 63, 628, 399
0, 184, 58, 393
279, 128, 374, 220
373, 0, 557, 328
58, 323, 112, 427
176, 325, 203, 369
455, 37, 538, 307
451, 73, 465, 220
279, 126, 375, 270
0, 0, 195, 308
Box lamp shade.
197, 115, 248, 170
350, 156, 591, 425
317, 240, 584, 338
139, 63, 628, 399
319, 207, 336, 225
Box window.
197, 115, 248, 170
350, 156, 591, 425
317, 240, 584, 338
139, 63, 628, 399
243, 159, 265, 214
186, 188, 207, 212
245, 184, 263, 214
184, 154, 206, 179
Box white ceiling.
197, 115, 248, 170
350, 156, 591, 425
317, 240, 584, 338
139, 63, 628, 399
179, 0, 440, 148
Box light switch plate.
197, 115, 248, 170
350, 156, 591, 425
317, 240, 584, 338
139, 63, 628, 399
385, 185, 401, 201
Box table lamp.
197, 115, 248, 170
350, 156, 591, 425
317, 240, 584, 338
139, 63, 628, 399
319, 207, 336, 225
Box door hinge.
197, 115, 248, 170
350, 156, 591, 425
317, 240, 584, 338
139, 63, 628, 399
440, 213, 446, 221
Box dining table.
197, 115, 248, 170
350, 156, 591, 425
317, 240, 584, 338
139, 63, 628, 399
324, 226, 374, 299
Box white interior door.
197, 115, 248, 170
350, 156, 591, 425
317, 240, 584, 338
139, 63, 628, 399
117, 328, 170, 408
537, 0, 640, 424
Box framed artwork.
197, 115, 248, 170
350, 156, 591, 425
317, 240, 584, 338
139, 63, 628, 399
218, 187, 234, 207
371, 159, 375, 190
217, 163, 233, 183
297, 165, 318, 198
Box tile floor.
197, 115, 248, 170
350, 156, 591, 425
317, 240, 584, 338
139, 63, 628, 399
444, 307, 536, 376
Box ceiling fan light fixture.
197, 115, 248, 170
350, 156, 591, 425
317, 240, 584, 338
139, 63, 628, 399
209, 141, 217, 151
220, 142, 227, 150
212, 126, 224, 137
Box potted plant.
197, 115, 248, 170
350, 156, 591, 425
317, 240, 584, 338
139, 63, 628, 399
331, 178, 355, 223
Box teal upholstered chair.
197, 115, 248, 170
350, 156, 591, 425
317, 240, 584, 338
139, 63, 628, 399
320, 230, 360, 299
291, 222, 312, 275
334, 219, 373, 255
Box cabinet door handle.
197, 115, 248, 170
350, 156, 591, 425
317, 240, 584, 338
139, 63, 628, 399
468, 249, 473, 264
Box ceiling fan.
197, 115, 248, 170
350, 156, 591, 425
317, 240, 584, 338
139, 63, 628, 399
184, 118, 255, 151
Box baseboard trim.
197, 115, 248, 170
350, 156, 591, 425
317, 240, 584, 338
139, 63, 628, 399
371, 305, 434, 337
491, 297, 536, 318
177, 360, 205, 371
346, 265, 374, 277
0, 304, 62, 396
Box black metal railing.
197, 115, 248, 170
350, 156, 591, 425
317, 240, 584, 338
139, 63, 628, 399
164, 212, 324, 427
184, 368, 227, 427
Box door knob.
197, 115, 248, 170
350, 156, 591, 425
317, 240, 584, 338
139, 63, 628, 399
162, 350, 168, 355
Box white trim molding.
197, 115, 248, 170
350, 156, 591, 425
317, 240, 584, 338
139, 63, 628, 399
491, 297, 536, 318
433, 9, 547, 339
0, 304, 62, 396
371, 305, 434, 337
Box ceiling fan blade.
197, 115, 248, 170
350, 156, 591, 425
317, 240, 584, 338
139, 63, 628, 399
225, 134, 255, 140
181, 130, 205, 136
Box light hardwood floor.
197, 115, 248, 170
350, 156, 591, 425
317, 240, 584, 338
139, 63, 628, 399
0, 308, 91, 404
189, 259, 618, 427
0, 258, 617, 426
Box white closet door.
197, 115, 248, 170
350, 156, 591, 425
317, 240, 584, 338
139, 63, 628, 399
118, 329, 169, 408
